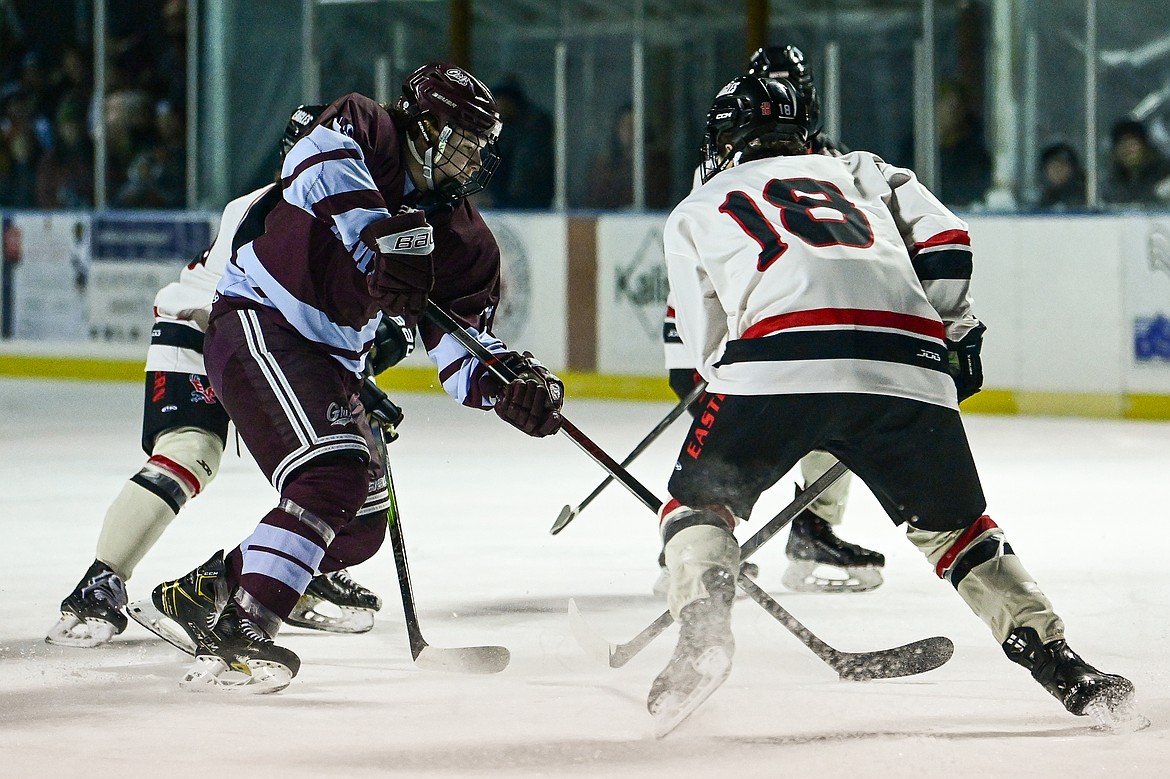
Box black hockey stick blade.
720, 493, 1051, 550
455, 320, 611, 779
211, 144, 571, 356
550, 504, 577, 536
736, 577, 953, 680
550, 381, 706, 536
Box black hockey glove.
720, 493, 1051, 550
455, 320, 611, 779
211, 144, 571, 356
491, 351, 565, 438
359, 377, 404, 441
367, 316, 415, 376
361, 209, 434, 320
946, 322, 987, 403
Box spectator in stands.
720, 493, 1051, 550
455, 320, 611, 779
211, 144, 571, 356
479, 77, 554, 209
36, 100, 94, 208
1103, 118, 1170, 207
0, 89, 43, 206
934, 79, 991, 209
104, 88, 157, 200
584, 103, 672, 209
113, 101, 185, 209
1035, 141, 1086, 211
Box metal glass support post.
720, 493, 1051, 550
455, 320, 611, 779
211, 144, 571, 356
1085, 0, 1099, 208
93, 0, 107, 208
912, 0, 937, 191
554, 41, 568, 210
186, 0, 199, 206
823, 41, 841, 145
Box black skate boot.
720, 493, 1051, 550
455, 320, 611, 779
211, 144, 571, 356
181, 598, 300, 694
286, 568, 382, 633
1003, 627, 1143, 728
126, 550, 227, 654
652, 550, 758, 598
782, 510, 885, 593
647, 568, 737, 738
46, 560, 128, 648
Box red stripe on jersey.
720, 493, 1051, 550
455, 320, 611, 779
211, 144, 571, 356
665, 305, 676, 318
741, 308, 945, 341
911, 229, 971, 257
149, 455, 202, 496
934, 515, 998, 578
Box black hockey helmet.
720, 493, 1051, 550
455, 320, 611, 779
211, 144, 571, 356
280, 104, 326, 159
397, 62, 502, 201
747, 45, 822, 137
701, 75, 811, 183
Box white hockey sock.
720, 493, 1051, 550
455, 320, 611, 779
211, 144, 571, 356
96, 480, 179, 580
663, 524, 740, 620
799, 450, 851, 525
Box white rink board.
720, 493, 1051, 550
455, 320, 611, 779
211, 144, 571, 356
595, 213, 671, 374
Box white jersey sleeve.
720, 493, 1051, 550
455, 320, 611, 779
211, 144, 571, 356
663, 151, 968, 410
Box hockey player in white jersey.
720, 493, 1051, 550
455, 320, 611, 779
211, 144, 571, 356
47, 107, 403, 648
648, 74, 1139, 736
659, 44, 882, 597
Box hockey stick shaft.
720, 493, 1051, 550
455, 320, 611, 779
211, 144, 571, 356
607, 461, 850, 667
424, 302, 662, 512
551, 380, 706, 535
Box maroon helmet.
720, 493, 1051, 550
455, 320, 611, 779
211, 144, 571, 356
398, 62, 502, 201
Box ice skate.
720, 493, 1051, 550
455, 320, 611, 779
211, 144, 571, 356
285, 568, 382, 633
1003, 627, 1146, 731
647, 568, 736, 738
127, 550, 227, 654
46, 561, 128, 648
180, 599, 300, 694
782, 511, 884, 593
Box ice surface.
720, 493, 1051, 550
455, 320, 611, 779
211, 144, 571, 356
2, 377, 1168, 777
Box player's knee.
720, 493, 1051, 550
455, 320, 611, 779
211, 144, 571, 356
135, 427, 224, 512
907, 515, 1014, 588
282, 455, 369, 529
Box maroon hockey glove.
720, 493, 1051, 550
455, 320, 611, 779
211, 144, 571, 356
361, 210, 434, 319
492, 352, 565, 437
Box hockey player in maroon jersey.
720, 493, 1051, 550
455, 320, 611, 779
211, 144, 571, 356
648, 74, 1139, 735
46, 105, 397, 649
144, 62, 563, 692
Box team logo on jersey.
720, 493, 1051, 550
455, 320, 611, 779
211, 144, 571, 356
332, 116, 354, 138
326, 402, 354, 427
189, 375, 218, 405
445, 68, 471, 86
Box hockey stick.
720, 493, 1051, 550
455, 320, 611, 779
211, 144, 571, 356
571, 460, 953, 677
424, 302, 660, 512
549, 380, 707, 536
372, 417, 511, 674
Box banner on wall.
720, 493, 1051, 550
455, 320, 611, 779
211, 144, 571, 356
88, 215, 214, 344
2, 212, 91, 340
595, 215, 670, 375
1125, 216, 1170, 393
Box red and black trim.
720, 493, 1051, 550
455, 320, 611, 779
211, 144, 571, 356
910, 229, 973, 281
718, 329, 950, 373
935, 515, 1014, 587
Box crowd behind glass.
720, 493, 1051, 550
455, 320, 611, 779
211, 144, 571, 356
3, 0, 1169, 214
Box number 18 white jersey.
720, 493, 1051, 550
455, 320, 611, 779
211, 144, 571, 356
663, 151, 980, 410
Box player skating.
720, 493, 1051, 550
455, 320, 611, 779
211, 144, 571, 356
141, 62, 563, 692
649, 74, 1139, 736
658, 45, 882, 597
47, 106, 399, 649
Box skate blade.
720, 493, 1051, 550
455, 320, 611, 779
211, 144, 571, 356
44, 613, 120, 648
781, 560, 883, 593
180, 655, 293, 694
285, 596, 374, 634
1085, 690, 1150, 733
649, 646, 733, 739
126, 599, 197, 655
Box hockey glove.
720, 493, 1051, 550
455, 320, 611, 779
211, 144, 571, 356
361, 209, 434, 320
491, 351, 565, 437
668, 368, 705, 417
367, 316, 415, 376
946, 322, 987, 402
359, 378, 404, 441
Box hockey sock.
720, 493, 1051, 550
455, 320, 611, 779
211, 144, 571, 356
95, 428, 222, 579
907, 516, 1065, 644
799, 450, 851, 525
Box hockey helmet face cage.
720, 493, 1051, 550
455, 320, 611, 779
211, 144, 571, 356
747, 45, 822, 137
701, 76, 810, 183
281, 104, 326, 159
399, 62, 502, 201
